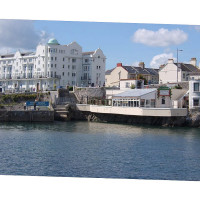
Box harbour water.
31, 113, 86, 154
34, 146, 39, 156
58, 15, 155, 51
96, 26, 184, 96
0, 121, 200, 181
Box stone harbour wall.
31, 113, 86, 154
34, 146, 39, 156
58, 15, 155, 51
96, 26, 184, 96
0, 110, 54, 122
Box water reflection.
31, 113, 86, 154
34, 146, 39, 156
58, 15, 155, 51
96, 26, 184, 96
0, 121, 200, 180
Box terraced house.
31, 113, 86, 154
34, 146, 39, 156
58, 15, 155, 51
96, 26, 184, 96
159, 58, 200, 84
105, 62, 159, 87
0, 38, 106, 93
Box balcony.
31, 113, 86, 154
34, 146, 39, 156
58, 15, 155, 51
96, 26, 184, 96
81, 77, 91, 80
55, 75, 61, 79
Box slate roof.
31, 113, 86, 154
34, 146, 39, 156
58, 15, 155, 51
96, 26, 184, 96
122, 65, 159, 76
0, 52, 35, 58
174, 63, 199, 72
122, 66, 138, 74
105, 68, 114, 75
189, 71, 200, 75
113, 88, 157, 97
21, 52, 35, 56
82, 51, 95, 56
0, 54, 14, 58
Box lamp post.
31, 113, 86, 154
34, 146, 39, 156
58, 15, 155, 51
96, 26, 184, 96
177, 48, 183, 82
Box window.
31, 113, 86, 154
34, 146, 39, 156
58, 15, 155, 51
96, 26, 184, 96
68, 65, 70, 69
125, 82, 130, 88
51, 64, 53, 68
63, 58, 65, 61
63, 65, 64, 68
29, 58, 32, 62
161, 96, 165, 104
194, 83, 199, 92
55, 64, 57, 68
193, 98, 199, 106
55, 57, 57, 61
51, 57, 53, 61
183, 73, 185, 78
38, 60, 40, 65
85, 59, 88, 63
62, 72, 64, 76
71, 49, 78, 55
72, 65, 76, 70
72, 58, 76, 63
68, 72, 70, 76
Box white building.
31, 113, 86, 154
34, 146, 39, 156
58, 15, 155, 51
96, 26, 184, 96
189, 80, 200, 109
0, 38, 106, 92
120, 79, 144, 89
112, 89, 157, 108
159, 58, 199, 84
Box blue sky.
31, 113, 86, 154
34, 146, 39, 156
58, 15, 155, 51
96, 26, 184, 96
1, 19, 200, 70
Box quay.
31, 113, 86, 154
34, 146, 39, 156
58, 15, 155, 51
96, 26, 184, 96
0, 110, 54, 122
76, 104, 187, 117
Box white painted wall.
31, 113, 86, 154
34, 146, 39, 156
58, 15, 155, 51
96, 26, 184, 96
76, 104, 187, 117
189, 80, 200, 109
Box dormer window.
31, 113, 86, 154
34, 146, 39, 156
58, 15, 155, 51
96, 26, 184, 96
71, 49, 78, 55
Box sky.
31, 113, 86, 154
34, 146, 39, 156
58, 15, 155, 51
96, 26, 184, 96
1, 19, 200, 70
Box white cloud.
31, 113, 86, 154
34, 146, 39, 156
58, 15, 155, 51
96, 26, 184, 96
132, 28, 188, 47
0, 20, 52, 54
150, 53, 175, 68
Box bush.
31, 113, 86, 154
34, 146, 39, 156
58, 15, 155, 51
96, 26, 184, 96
68, 86, 73, 91
175, 85, 182, 89
130, 84, 135, 89
1, 93, 37, 103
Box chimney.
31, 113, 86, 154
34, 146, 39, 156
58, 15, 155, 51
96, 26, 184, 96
168, 59, 174, 64
117, 63, 122, 67
190, 58, 197, 66
160, 64, 165, 69
139, 62, 145, 69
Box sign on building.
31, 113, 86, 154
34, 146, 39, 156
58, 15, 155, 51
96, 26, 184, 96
26, 101, 49, 106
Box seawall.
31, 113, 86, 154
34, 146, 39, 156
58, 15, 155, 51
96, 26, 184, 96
53, 104, 187, 127
70, 110, 187, 127
0, 110, 54, 122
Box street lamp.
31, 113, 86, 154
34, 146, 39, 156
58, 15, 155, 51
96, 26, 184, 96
177, 48, 183, 82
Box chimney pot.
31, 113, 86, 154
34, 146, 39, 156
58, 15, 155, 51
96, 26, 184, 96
168, 59, 174, 64
139, 62, 145, 69
190, 58, 197, 66
117, 63, 122, 67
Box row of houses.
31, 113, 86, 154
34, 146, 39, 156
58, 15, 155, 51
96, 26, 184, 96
104, 57, 200, 110
105, 58, 200, 88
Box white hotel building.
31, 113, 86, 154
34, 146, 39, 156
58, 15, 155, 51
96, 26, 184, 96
0, 38, 106, 92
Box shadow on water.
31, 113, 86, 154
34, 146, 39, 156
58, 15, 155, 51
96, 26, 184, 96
0, 120, 200, 137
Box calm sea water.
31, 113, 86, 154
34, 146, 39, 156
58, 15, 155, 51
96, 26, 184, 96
0, 121, 200, 180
